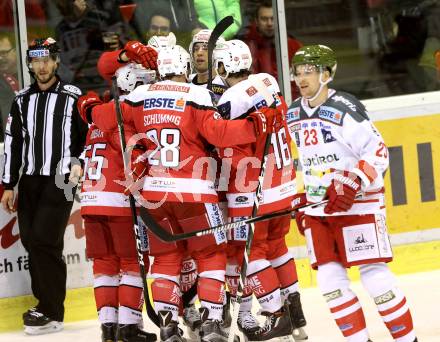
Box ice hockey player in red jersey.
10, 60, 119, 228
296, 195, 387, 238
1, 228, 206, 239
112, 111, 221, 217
214, 39, 308, 341
80, 64, 157, 342
288, 44, 418, 342
77, 44, 280, 342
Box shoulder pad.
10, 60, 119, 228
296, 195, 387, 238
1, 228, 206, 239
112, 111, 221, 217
330, 91, 369, 122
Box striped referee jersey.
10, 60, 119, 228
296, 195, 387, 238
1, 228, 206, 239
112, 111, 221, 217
2, 78, 88, 189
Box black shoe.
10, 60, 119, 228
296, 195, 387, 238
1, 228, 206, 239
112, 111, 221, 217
102, 322, 117, 342
23, 310, 63, 335
199, 307, 228, 342
159, 310, 186, 342
116, 323, 157, 342
22, 306, 38, 320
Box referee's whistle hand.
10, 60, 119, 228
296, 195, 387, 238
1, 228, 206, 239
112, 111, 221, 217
1, 190, 16, 214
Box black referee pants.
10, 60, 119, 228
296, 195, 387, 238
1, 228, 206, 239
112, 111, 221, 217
18, 175, 75, 322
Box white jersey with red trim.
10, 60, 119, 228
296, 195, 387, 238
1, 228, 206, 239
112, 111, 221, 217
90, 80, 257, 204
80, 123, 133, 216
286, 89, 389, 216
216, 73, 297, 217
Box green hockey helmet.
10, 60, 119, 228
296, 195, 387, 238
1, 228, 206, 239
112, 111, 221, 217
292, 44, 337, 78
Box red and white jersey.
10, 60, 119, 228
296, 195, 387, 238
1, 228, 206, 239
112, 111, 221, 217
286, 89, 389, 216
80, 123, 134, 216
90, 80, 257, 203
216, 73, 297, 217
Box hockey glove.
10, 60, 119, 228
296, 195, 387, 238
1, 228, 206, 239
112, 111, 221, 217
77, 91, 103, 124
124, 41, 158, 70
294, 210, 306, 235
291, 193, 307, 235
324, 171, 361, 214
247, 107, 283, 136
124, 145, 148, 196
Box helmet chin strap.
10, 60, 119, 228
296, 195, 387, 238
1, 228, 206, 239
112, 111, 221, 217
306, 70, 332, 103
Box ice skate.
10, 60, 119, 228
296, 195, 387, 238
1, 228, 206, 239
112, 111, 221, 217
237, 310, 260, 341
116, 323, 157, 342
101, 322, 117, 342
23, 310, 64, 335
159, 310, 185, 342
285, 293, 307, 341
246, 307, 294, 342
222, 291, 232, 330
183, 305, 201, 340
199, 307, 228, 342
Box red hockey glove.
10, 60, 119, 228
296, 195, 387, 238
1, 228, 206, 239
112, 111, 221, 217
124, 146, 148, 196
294, 210, 306, 235
247, 107, 283, 136
324, 171, 361, 214
291, 193, 307, 235
77, 91, 103, 124
124, 41, 158, 70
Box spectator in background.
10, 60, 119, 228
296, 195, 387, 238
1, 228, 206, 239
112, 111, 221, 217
418, 1, 440, 91
54, 0, 124, 94
0, 34, 19, 139
240, 0, 302, 100
148, 12, 172, 38
0, 0, 46, 28
193, 0, 241, 39
134, 1, 199, 40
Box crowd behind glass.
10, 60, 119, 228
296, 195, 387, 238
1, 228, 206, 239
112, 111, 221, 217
0, 0, 439, 142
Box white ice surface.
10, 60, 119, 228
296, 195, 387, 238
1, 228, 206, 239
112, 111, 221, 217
1, 270, 439, 342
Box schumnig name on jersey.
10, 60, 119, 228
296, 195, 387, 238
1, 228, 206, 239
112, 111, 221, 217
143, 114, 181, 126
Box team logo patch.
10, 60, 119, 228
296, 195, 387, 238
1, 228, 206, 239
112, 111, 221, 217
246, 86, 257, 96
217, 101, 231, 119
262, 77, 272, 86
286, 107, 300, 122
318, 106, 343, 124
63, 84, 82, 96
143, 97, 185, 111
321, 128, 336, 143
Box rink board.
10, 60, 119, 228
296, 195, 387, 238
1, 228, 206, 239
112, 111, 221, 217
1, 93, 440, 331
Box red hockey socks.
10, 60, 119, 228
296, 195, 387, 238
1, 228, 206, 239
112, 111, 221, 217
94, 275, 119, 324
269, 252, 299, 301
118, 274, 144, 324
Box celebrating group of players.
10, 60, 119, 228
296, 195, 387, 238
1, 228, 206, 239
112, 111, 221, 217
76, 27, 418, 342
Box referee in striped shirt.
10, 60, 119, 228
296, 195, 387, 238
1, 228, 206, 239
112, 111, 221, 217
1, 37, 87, 335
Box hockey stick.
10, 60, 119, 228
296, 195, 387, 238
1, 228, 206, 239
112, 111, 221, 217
140, 197, 327, 242
207, 15, 233, 91
227, 75, 277, 342
111, 77, 160, 328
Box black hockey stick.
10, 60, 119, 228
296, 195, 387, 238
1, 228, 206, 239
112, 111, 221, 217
139, 192, 364, 243
111, 77, 160, 328
207, 15, 233, 90
227, 75, 277, 342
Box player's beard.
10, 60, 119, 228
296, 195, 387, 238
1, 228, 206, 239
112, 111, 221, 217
35, 68, 57, 84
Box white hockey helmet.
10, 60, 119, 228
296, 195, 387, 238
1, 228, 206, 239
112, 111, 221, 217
214, 39, 252, 79
157, 45, 191, 79
147, 32, 177, 52
189, 29, 225, 57
115, 63, 156, 92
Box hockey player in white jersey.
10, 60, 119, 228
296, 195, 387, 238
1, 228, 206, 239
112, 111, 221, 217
189, 29, 228, 103
214, 39, 307, 342
287, 45, 418, 342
